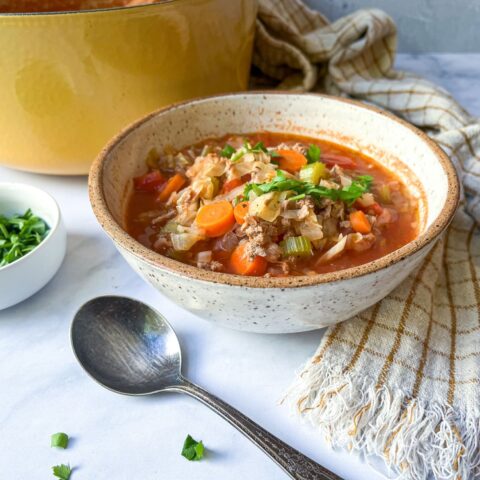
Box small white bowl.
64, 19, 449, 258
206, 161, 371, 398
0, 183, 66, 310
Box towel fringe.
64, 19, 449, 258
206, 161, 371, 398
285, 365, 480, 479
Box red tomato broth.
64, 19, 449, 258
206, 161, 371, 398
126, 132, 420, 277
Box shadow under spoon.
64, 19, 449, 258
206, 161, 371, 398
71, 295, 342, 480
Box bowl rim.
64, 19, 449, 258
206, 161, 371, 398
89, 91, 460, 289
0, 0, 176, 16
0, 182, 62, 273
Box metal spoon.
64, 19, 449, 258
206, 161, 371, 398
71, 296, 341, 480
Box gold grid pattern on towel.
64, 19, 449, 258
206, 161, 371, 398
254, 1, 480, 478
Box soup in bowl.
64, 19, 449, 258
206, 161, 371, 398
127, 133, 420, 277
89, 93, 458, 333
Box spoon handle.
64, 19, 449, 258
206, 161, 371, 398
174, 378, 342, 480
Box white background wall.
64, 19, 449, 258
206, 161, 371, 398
306, 0, 480, 52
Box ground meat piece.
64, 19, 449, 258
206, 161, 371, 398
276, 142, 307, 155
319, 204, 332, 221
265, 243, 282, 262
241, 216, 279, 260
279, 261, 290, 275
197, 260, 224, 272
153, 235, 171, 250
244, 240, 266, 260
331, 202, 345, 220
347, 233, 376, 252
296, 197, 315, 210
322, 217, 338, 238
319, 179, 340, 190
233, 223, 247, 238
329, 165, 346, 183
297, 204, 311, 221
316, 197, 334, 211
210, 260, 224, 272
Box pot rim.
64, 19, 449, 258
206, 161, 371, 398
0, 0, 178, 16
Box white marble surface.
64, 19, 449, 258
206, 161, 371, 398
1, 54, 479, 480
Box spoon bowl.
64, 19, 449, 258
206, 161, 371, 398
71, 296, 181, 395
71, 296, 341, 480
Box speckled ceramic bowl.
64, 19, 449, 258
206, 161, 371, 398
89, 93, 459, 333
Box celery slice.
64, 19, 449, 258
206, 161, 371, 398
299, 162, 327, 185
280, 236, 312, 257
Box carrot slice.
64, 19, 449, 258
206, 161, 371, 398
233, 201, 249, 225
222, 178, 243, 194
134, 170, 165, 192
195, 200, 235, 237
350, 210, 371, 233
277, 149, 307, 173
157, 173, 186, 202
229, 243, 267, 276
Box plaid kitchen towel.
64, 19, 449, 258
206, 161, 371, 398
254, 2, 480, 479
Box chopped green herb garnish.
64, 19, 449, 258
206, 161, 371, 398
51, 433, 69, 449
0, 209, 50, 267
181, 434, 205, 461
220, 144, 236, 158
337, 176, 374, 203
244, 170, 372, 205
250, 141, 268, 154
230, 148, 247, 163
52, 464, 72, 480
251, 184, 264, 197
306, 144, 321, 163
288, 193, 306, 202
223, 141, 280, 163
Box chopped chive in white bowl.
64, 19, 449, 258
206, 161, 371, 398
0, 183, 66, 310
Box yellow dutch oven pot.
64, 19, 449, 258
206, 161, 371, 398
0, 0, 257, 174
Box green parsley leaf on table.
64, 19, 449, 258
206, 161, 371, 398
306, 144, 321, 163
181, 434, 205, 461
51, 432, 69, 449
52, 464, 72, 480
